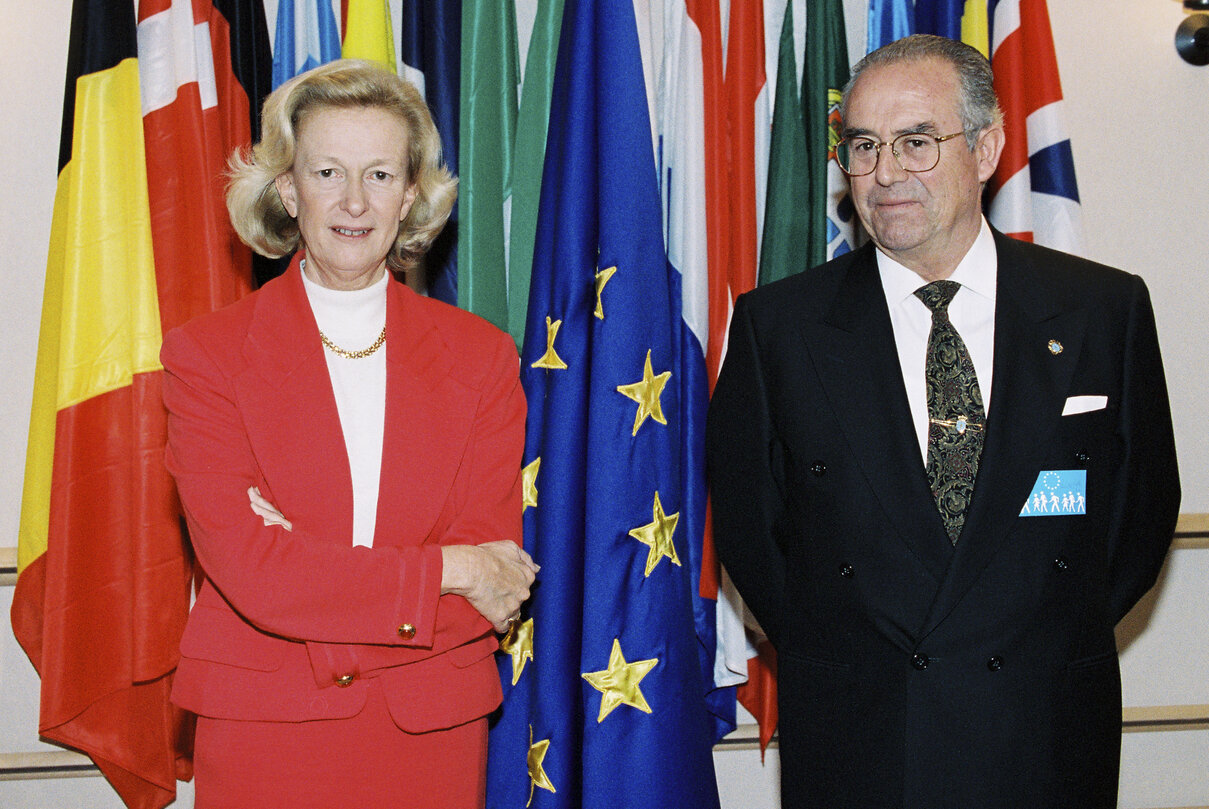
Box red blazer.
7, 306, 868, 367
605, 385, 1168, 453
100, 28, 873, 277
161, 261, 524, 732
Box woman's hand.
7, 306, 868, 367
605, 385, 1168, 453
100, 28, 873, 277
248, 486, 293, 531
441, 542, 539, 633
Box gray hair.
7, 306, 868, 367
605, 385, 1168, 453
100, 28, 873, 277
840, 34, 1003, 150
226, 59, 457, 275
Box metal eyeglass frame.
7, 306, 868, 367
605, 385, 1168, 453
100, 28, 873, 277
835, 131, 969, 176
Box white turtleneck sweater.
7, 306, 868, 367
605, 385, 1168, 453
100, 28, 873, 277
301, 267, 388, 548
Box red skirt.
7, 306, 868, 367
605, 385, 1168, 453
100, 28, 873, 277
193, 678, 487, 809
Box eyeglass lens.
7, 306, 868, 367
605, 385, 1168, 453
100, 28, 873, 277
837, 133, 942, 175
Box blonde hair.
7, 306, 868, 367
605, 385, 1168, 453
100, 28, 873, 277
226, 59, 457, 274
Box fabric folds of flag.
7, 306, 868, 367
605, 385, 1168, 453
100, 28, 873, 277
271, 0, 341, 89
723, 0, 767, 298
915, 0, 987, 55
485, 1, 722, 806
670, 9, 735, 716
718, 0, 782, 752
804, 0, 855, 267
211, 0, 272, 147
867, 0, 915, 52
137, 0, 257, 336
505, 0, 564, 350
457, 1, 519, 335
399, 0, 462, 304
341, 0, 395, 72
987, 0, 1083, 253
915, 0, 965, 40
660, 0, 738, 745
12, 1, 189, 807
960, 0, 990, 56
760, 0, 810, 287
211, 0, 275, 286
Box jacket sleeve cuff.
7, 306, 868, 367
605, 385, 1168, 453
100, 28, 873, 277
391, 544, 444, 648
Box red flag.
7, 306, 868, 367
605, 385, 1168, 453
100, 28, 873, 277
137, 0, 255, 331
686, 0, 728, 396
717, 0, 779, 753
723, 0, 766, 300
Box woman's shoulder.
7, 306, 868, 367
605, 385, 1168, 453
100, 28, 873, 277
161, 276, 283, 371
397, 281, 517, 357
165, 290, 253, 351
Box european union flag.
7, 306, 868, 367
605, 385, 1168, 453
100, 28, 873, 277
485, 1, 721, 807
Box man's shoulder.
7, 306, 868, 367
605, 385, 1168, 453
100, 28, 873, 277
996, 234, 1143, 303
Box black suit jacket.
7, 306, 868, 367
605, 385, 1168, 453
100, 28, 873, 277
706, 232, 1179, 809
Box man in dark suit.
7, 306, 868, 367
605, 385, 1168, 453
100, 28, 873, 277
707, 35, 1179, 809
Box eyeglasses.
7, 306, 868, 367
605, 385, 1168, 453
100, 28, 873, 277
835, 131, 968, 176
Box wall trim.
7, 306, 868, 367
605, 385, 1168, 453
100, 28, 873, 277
0, 750, 99, 781
1123, 705, 1209, 733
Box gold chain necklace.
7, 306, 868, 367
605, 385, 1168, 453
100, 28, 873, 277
319, 326, 386, 359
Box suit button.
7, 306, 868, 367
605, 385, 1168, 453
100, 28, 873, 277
810, 461, 827, 477
987, 656, 1004, 672
1073, 450, 1090, 464
397, 623, 417, 639
911, 653, 929, 671
839, 564, 854, 578
1053, 557, 1069, 571
334, 673, 356, 688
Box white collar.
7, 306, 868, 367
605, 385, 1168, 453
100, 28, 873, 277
876, 217, 998, 307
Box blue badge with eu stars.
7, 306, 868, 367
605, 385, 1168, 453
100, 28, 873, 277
1020, 470, 1087, 516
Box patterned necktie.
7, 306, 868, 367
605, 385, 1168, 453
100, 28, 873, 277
915, 280, 985, 544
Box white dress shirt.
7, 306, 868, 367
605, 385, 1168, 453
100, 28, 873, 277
302, 267, 388, 548
877, 218, 998, 465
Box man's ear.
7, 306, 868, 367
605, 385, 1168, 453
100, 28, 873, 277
975, 123, 1006, 184
275, 172, 298, 218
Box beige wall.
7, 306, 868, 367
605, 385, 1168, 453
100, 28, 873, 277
1, 1, 1205, 807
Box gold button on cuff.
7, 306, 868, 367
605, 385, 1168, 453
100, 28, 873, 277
334, 673, 356, 688
397, 623, 417, 640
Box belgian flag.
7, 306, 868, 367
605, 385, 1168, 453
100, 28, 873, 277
11, 1, 189, 806
11, 1, 268, 806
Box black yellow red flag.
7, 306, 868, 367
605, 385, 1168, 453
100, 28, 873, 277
12, 0, 263, 805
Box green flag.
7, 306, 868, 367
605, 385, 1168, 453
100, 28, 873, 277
803, 0, 853, 269
505, 0, 564, 349
458, 1, 519, 328
760, 0, 811, 286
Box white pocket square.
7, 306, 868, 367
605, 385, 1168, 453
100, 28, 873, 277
1062, 395, 1107, 416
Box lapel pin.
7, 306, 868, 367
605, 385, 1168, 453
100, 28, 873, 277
1048, 339, 1063, 355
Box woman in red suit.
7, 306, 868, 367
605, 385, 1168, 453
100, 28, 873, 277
161, 60, 537, 808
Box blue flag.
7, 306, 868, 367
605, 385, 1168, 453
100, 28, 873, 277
399, 0, 461, 305
915, 0, 966, 40
271, 0, 341, 89
868, 0, 916, 52
485, 1, 721, 807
